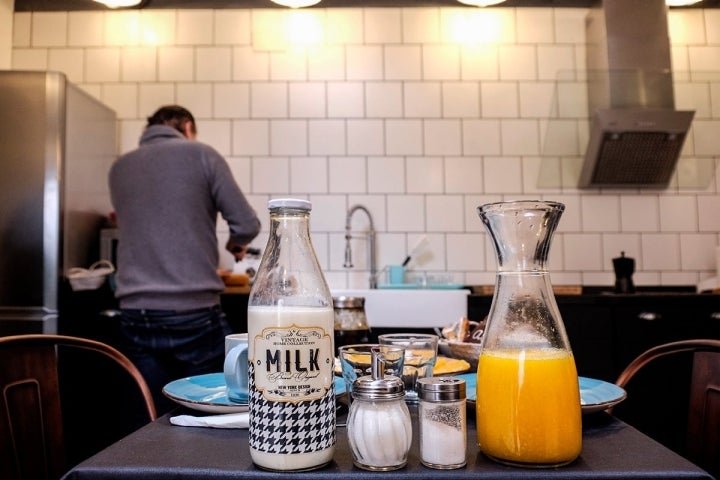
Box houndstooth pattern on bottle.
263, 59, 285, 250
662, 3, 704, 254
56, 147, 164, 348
248, 362, 336, 454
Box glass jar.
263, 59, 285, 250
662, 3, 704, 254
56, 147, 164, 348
247, 198, 335, 472
418, 377, 467, 469
347, 348, 412, 471
475, 200, 582, 468
332, 296, 370, 355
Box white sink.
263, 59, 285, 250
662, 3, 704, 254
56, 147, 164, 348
331, 289, 469, 329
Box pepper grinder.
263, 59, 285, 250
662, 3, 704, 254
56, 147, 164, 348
613, 251, 635, 294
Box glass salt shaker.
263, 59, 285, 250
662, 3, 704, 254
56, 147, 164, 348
418, 377, 467, 469
347, 347, 412, 471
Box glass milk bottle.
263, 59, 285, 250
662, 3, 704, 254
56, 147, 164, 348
475, 201, 581, 467
247, 198, 335, 471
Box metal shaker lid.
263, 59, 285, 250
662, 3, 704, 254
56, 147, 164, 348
352, 374, 405, 400
351, 346, 405, 400
332, 296, 365, 309
418, 377, 466, 402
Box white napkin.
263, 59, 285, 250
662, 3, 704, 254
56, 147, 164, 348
170, 412, 249, 429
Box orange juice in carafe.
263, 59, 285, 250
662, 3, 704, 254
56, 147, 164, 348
476, 349, 581, 465
476, 200, 581, 467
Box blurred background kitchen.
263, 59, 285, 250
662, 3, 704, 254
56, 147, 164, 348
3, 0, 720, 288
3, 0, 720, 332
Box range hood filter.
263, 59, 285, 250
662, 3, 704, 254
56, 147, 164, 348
592, 132, 685, 186
580, 108, 694, 188
581, 0, 695, 189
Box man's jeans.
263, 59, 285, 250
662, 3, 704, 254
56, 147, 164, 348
118, 305, 232, 414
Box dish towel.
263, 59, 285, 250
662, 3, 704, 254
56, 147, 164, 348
170, 412, 249, 429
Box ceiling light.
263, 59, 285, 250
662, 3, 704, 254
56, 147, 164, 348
666, 0, 702, 5
270, 0, 322, 7
92, 0, 143, 7
457, 0, 507, 6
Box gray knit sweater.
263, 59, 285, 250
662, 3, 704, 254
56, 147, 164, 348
109, 125, 261, 310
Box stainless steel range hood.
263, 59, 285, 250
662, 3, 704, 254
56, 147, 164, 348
580, 0, 695, 188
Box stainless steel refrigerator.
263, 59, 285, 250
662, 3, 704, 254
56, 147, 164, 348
0, 70, 117, 335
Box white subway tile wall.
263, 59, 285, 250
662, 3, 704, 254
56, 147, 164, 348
11, 7, 720, 290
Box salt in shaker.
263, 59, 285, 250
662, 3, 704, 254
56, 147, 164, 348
347, 347, 412, 471
418, 376, 467, 469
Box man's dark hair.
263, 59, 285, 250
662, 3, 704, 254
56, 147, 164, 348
147, 105, 196, 135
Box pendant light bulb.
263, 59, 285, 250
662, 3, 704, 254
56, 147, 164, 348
92, 0, 143, 7
270, 0, 321, 7
457, 0, 507, 6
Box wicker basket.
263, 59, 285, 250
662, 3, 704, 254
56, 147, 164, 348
67, 260, 115, 291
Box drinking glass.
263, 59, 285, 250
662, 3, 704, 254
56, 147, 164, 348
377, 333, 439, 403
339, 344, 405, 400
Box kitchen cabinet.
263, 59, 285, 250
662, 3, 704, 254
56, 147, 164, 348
469, 291, 720, 462
559, 299, 614, 381
58, 280, 121, 343
220, 292, 249, 333
223, 290, 720, 380
609, 295, 710, 376
467, 292, 720, 383
468, 294, 617, 381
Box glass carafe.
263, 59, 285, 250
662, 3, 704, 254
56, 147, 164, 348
475, 200, 581, 468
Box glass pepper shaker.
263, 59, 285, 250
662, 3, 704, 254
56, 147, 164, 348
347, 347, 412, 471
418, 377, 467, 469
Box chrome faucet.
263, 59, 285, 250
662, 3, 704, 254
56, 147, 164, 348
343, 204, 377, 289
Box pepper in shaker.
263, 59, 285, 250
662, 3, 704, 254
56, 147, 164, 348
346, 347, 412, 471
418, 377, 467, 469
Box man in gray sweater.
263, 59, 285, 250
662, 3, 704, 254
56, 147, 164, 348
109, 105, 260, 413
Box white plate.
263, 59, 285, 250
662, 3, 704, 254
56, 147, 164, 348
164, 373, 346, 414
458, 373, 626, 415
